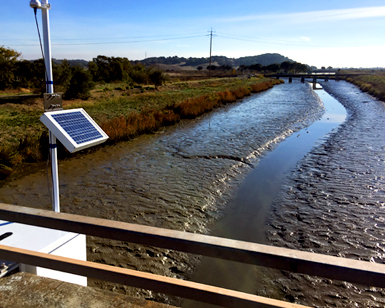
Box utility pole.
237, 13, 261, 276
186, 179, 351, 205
209, 28, 213, 78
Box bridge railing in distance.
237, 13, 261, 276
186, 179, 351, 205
1, 203, 385, 308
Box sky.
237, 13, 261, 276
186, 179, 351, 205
2, 0, 385, 68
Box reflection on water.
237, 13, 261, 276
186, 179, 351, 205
320, 113, 346, 123
267, 81, 385, 307
182, 82, 347, 308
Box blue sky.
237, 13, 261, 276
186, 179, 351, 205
3, 0, 385, 68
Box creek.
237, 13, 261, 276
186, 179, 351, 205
1, 79, 383, 307
182, 81, 347, 308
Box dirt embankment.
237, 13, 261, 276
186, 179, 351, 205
0, 77, 282, 184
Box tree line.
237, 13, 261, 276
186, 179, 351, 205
1, 46, 308, 99
238, 61, 309, 73
203, 61, 309, 73
0, 46, 166, 99
132, 53, 294, 68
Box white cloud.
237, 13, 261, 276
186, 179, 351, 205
216, 6, 385, 24
284, 45, 385, 68
300, 36, 310, 42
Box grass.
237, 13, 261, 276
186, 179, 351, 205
0, 76, 283, 181
346, 74, 385, 101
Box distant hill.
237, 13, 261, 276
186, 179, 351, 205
132, 53, 294, 69
234, 54, 293, 66
52, 59, 89, 69
47, 53, 295, 70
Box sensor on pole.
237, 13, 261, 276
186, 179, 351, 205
29, 0, 41, 8
31, 1, 108, 212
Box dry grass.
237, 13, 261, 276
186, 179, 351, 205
0, 77, 282, 181
346, 75, 385, 101
98, 79, 280, 142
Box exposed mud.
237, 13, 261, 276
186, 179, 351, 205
266, 81, 385, 307
0, 81, 324, 305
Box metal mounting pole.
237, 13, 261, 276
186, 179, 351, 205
40, 0, 60, 212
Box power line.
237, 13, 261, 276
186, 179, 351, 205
5, 29, 334, 49
7, 34, 207, 47
2, 32, 206, 44
1, 31, 204, 41
215, 31, 328, 47
53, 31, 205, 41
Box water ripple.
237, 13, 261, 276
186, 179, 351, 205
267, 81, 385, 307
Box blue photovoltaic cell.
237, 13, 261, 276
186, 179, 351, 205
51, 111, 103, 145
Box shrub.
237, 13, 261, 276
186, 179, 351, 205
347, 75, 385, 101
0, 46, 21, 90
149, 69, 166, 89
65, 67, 94, 100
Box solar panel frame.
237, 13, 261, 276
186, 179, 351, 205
40, 108, 109, 153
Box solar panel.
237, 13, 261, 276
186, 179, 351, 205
40, 108, 108, 153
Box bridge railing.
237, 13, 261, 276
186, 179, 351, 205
1, 203, 385, 308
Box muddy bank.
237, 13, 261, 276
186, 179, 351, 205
0, 81, 323, 305
181, 83, 347, 308
266, 81, 385, 307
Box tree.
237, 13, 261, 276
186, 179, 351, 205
30, 59, 46, 93
131, 63, 149, 84
266, 63, 280, 72
65, 67, 94, 100
88, 61, 99, 82
291, 62, 308, 73
238, 65, 247, 72
148, 68, 166, 90
90, 55, 133, 83
0, 46, 21, 90
280, 61, 292, 73
249, 63, 263, 71
14, 60, 33, 88
54, 59, 72, 93
220, 64, 233, 71
91, 55, 110, 82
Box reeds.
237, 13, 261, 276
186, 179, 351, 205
347, 75, 385, 101
101, 110, 181, 141
100, 80, 277, 143
0, 78, 282, 181
0, 135, 42, 179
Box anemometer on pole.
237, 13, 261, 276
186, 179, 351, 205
30, 0, 108, 213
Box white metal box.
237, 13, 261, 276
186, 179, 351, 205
0, 220, 87, 286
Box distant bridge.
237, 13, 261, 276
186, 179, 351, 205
264, 73, 365, 83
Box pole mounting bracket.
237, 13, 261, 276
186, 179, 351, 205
44, 93, 63, 112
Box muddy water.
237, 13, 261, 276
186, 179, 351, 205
0, 80, 328, 304
182, 83, 347, 308
265, 81, 385, 307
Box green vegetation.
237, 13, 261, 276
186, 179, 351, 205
0, 76, 282, 181
0, 46, 287, 181
0, 47, 168, 99
65, 67, 94, 100
346, 74, 385, 101
0, 46, 21, 90
132, 53, 294, 68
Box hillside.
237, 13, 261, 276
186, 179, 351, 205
39, 54, 294, 70
52, 58, 89, 69
131, 53, 294, 69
